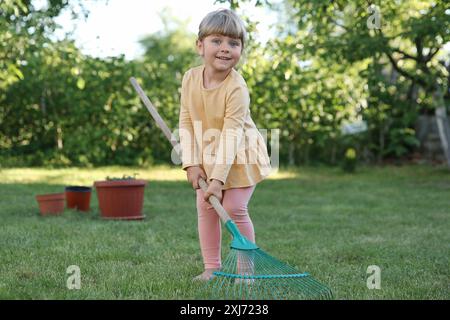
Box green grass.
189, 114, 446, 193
0, 164, 449, 299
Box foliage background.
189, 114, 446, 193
1, 0, 449, 167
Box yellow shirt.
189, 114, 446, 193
179, 65, 271, 190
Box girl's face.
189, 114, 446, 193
197, 34, 242, 72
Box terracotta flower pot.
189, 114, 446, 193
94, 179, 147, 220
65, 186, 92, 212
36, 193, 65, 216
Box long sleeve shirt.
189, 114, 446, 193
179, 65, 271, 190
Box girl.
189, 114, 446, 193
179, 8, 271, 281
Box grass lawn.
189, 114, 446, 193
0, 164, 449, 299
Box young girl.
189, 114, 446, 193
179, 8, 271, 281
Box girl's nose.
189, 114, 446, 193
220, 44, 230, 52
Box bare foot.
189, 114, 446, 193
192, 268, 219, 282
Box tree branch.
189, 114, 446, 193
393, 49, 417, 61
375, 29, 429, 88
385, 51, 426, 87
331, 18, 349, 31
425, 47, 441, 62
415, 36, 424, 62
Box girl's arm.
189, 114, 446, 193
179, 73, 200, 170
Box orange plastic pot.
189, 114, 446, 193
36, 193, 65, 216
94, 179, 147, 220
65, 186, 92, 212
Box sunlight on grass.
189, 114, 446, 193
0, 166, 301, 185
266, 169, 300, 180
0, 165, 186, 185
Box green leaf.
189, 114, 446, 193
77, 78, 85, 90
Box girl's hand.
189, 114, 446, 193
203, 179, 224, 202
186, 166, 207, 189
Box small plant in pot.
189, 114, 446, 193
94, 174, 147, 220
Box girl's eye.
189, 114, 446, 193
212, 39, 221, 44
230, 41, 240, 47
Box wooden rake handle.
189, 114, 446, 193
129, 77, 232, 224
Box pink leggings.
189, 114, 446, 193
196, 185, 256, 269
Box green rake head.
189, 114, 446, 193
225, 220, 259, 251
204, 225, 333, 300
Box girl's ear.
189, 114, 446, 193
196, 39, 204, 56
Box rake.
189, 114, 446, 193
130, 77, 333, 300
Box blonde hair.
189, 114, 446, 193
198, 9, 247, 50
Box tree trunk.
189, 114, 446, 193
288, 140, 295, 166
377, 127, 384, 164
434, 87, 450, 168
330, 139, 337, 165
